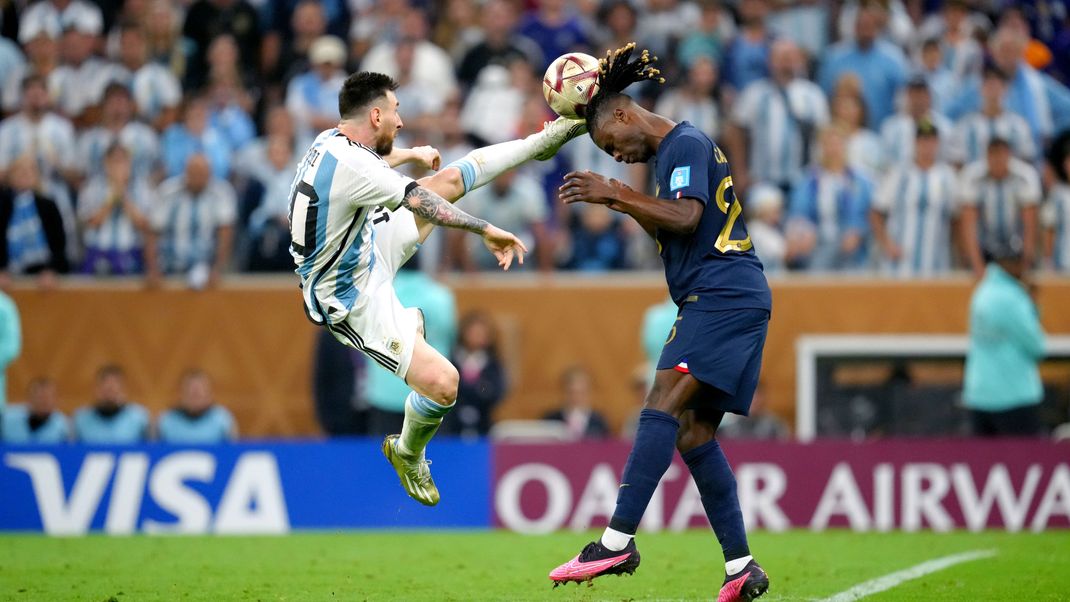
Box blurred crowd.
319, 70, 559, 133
0, 364, 237, 443
0, 0, 1069, 284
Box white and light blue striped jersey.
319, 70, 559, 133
1041, 184, 1070, 271
77, 122, 160, 182
958, 157, 1042, 246
289, 129, 416, 325
78, 176, 152, 254
878, 111, 953, 166
949, 110, 1036, 165
731, 78, 829, 186
151, 176, 238, 273
874, 162, 958, 277
51, 58, 111, 118
0, 113, 78, 177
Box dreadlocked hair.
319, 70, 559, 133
585, 43, 665, 133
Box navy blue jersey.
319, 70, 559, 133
653, 122, 771, 312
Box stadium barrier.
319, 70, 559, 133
2, 439, 1067, 534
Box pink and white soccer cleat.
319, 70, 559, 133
548, 539, 640, 586
718, 559, 769, 602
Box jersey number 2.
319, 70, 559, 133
289, 180, 319, 257
713, 176, 752, 253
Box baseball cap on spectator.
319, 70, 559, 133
60, 3, 104, 36
309, 36, 347, 66
18, 12, 61, 43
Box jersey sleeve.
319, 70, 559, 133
334, 148, 416, 211
956, 165, 982, 206
1017, 163, 1042, 206
663, 136, 712, 205
873, 169, 898, 213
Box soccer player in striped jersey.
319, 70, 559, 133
871, 120, 958, 278
948, 63, 1036, 166
547, 45, 771, 602
957, 136, 1042, 277
289, 71, 584, 506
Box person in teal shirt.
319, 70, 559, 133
73, 365, 150, 444
365, 262, 457, 435
0, 290, 20, 410
641, 296, 679, 381
1, 377, 69, 444
157, 370, 236, 444
964, 240, 1046, 436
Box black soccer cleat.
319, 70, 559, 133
549, 539, 641, 586
717, 559, 769, 602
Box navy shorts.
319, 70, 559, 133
656, 307, 770, 416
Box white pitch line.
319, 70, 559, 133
817, 549, 998, 602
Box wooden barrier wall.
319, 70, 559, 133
8, 275, 1070, 437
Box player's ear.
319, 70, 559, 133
614, 107, 628, 124
370, 105, 382, 127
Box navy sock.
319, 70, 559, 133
683, 439, 750, 561
607, 409, 680, 535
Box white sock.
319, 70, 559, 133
725, 555, 753, 576
445, 134, 544, 194
397, 391, 454, 458
599, 527, 634, 552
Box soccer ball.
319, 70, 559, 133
542, 53, 601, 119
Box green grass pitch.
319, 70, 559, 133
1, 531, 1067, 601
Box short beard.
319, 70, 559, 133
375, 130, 395, 156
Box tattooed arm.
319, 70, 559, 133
401, 185, 488, 234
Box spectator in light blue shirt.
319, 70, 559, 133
721, 0, 774, 97
964, 240, 1046, 436
161, 96, 232, 180
818, 3, 907, 130
2, 378, 69, 444
157, 370, 236, 444
73, 364, 150, 444
365, 260, 457, 435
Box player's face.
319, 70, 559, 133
592, 117, 651, 164
374, 90, 403, 156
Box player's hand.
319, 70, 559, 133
481, 224, 528, 271
412, 146, 441, 171
559, 171, 620, 206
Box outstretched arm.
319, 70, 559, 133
384, 146, 441, 171
559, 171, 702, 236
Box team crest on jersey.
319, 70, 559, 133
670, 166, 691, 191
388, 339, 403, 355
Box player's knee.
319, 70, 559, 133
424, 365, 459, 404
675, 426, 714, 454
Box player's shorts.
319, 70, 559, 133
656, 306, 770, 416
319, 207, 423, 378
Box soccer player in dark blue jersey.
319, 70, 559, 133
548, 44, 771, 602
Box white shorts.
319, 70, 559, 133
323, 207, 422, 378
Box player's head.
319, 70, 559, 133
338, 71, 403, 156
586, 43, 665, 164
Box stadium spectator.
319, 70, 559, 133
181, 0, 262, 91
717, 385, 789, 440
460, 62, 528, 145
916, 0, 984, 81
235, 105, 304, 181
73, 364, 150, 444
676, 0, 734, 69
767, 0, 827, 58
957, 137, 1042, 277
244, 135, 298, 271
871, 120, 958, 278
361, 10, 458, 114
348, 0, 409, 60
721, 0, 774, 102
457, 0, 540, 89
635, 0, 700, 61
442, 311, 507, 438
109, 23, 182, 130
1041, 151, 1070, 271
947, 27, 1070, 147
590, 0, 640, 59
0, 155, 68, 284
0, 75, 79, 191
449, 168, 549, 271
0, 30, 25, 102
51, 7, 108, 125
18, 0, 103, 40
286, 35, 347, 144
365, 260, 457, 435
517, 0, 589, 71
654, 56, 720, 140
915, 37, 958, 117
203, 35, 258, 150
964, 239, 1047, 436
1, 15, 60, 114
161, 96, 232, 180
785, 127, 873, 272
313, 329, 369, 436
948, 63, 1036, 166
157, 369, 237, 444
263, 0, 329, 86
146, 153, 237, 289
878, 75, 952, 167
728, 38, 828, 193
78, 144, 152, 276
0, 289, 19, 407
143, 0, 186, 78
745, 183, 788, 274
76, 82, 160, 184
564, 204, 628, 271
818, 2, 908, 130
1, 377, 70, 444
542, 365, 610, 440
835, 0, 914, 49
829, 80, 883, 177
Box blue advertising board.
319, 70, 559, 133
0, 439, 491, 534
